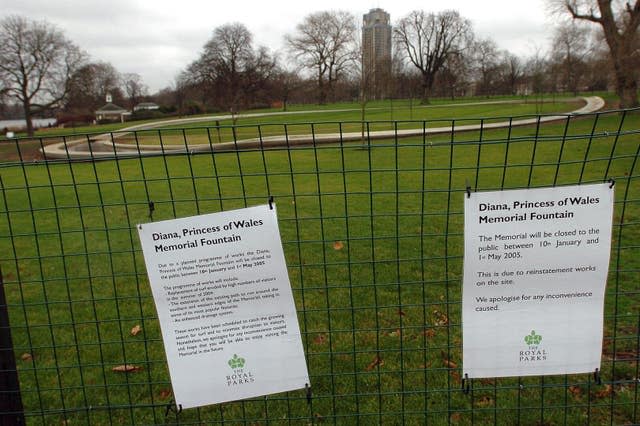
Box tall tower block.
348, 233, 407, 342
362, 8, 392, 99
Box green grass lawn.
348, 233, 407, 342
1, 95, 580, 146
0, 104, 638, 424
103, 98, 583, 147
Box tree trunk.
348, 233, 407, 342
613, 53, 639, 108
317, 73, 326, 105
22, 100, 34, 137
421, 74, 432, 105
595, 1, 640, 108
360, 96, 367, 147
616, 69, 639, 108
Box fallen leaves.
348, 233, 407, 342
332, 241, 344, 251
440, 351, 458, 368
158, 389, 172, 400
441, 350, 459, 381
474, 395, 494, 407
421, 329, 436, 339
442, 358, 457, 369
366, 355, 384, 371
568, 385, 582, 399
387, 329, 401, 338
432, 310, 449, 326
313, 334, 327, 345
594, 384, 614, 399
107, 325, 146, 374
614, 350, 638, 361
112, 364, 143, 373
20, 353, 33, 361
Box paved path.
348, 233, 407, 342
42, 97, 605, 159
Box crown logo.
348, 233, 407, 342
524, 330, 542, 345
228, 354, 245, 369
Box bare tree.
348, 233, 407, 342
241, 46, 278, 107
558, 0, 640, 107
184, 23, 276, 115
551, 22, 591, 94
582, 36, 612, 90
271, 67, 304, 111
0, 15, 86, 135
472, 39, 500, 96
525, 48, 551, 112
0, 76, 9, 116
349, 34, 372, 145
394, 10, 474, 103
497, 52, 525, 95
200, 22, 253, 114
122, 72, 148, 109
285, 11, 357, 104
66, 62, 122, 114
173, 72, 200, 115
438, 51, 473, 99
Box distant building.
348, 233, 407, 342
362, 8, 392, 99
95, 94, 130, 123
133, 102, 160, 112
95, 103, 130, 123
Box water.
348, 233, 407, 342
0, 118, 57, 130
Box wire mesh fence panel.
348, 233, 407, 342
0, 108, 638, 425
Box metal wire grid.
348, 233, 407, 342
0, 109, 638, 425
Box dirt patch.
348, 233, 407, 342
0, 138, 50, 162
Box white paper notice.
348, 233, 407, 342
463, 183, 614, 378
137, 204, 309, 408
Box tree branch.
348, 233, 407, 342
565, 1, 603, 23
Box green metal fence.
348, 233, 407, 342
0, 109, 639, 425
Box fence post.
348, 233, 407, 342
0, 271, 25, 425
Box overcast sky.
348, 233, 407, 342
4, 0, 555, 93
